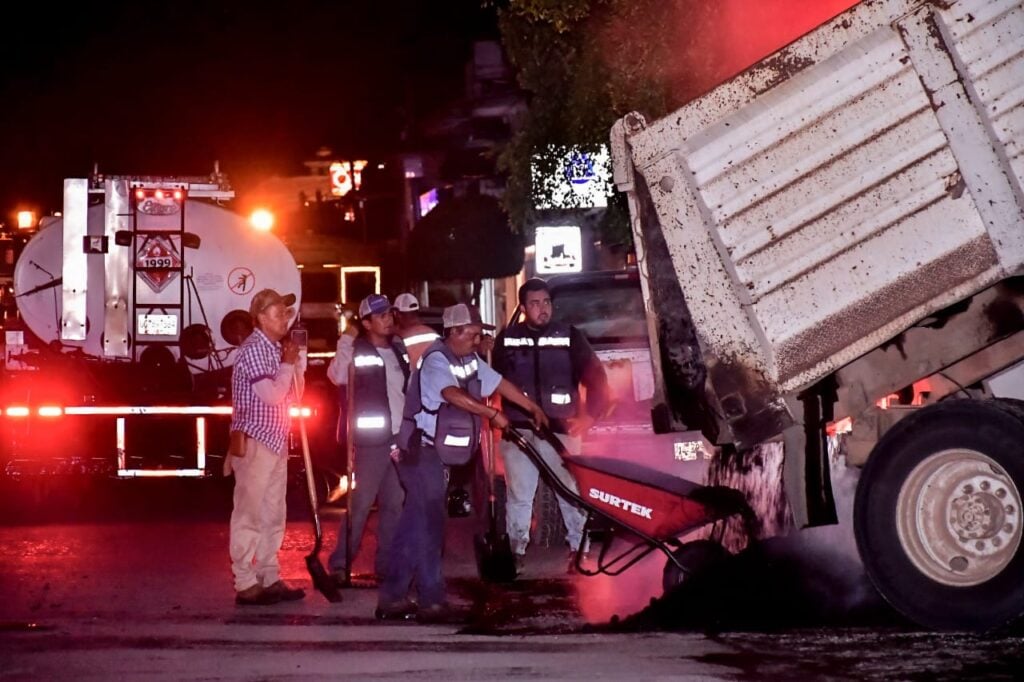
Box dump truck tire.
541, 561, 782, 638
854, 399, 1024, 631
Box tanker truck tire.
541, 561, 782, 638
853, 399, 1024, 631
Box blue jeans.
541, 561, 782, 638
378, 440, 447, 608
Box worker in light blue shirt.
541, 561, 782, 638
376, 303, 547, 623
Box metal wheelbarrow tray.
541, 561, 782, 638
502, 427, 756, 590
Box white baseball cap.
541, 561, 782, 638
394, 293, 420, 312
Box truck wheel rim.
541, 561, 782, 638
896, 449, 1021, 587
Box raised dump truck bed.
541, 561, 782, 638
613, 0, 1024, 631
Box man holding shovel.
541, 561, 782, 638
377, 303, 547, 622
226, 288, 307, 606
325, 294, 410, 586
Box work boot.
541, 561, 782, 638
567, 548, 589, 575
328, 571, 351, 589
374, 599, 417, 621
235, 584, 280, 606
263, 580, 305, 602
514, 553, 526, 576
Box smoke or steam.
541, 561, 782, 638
599, 0, 859, 107
612, 435, 892, 631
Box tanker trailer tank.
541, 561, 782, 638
1, 175, 304, 479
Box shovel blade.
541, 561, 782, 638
306, 553, 343, 603
474, 532, 518, 583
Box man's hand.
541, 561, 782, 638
281, 339, 300, 364
565, 413, 595, 438
343, 320, 360, 338
477, 333, 495, 356
389, 447, 402, 463
527, 401, 549, 430
490, 409, 510, 431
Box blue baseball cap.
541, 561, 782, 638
359, 293, 392, 318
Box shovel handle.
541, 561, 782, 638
294, 372, 323, 551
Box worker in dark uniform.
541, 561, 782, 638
493, 277, 611, 574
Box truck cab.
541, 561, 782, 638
547, 268, 713, 481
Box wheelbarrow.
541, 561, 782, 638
501, 426, 758, 592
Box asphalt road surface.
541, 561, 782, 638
1, 477, 1022, 680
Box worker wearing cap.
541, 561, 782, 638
376, 303, 547, 622
227, 288, 307, 606
393, 293, 439, 369
493, 277, 611, 575
325, 294, 410, 585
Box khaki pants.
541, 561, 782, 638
229, 436, 287, 592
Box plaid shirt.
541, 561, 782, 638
231, 328, 293, 454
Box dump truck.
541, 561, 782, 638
611, 0, 1024, 631
0, 173, 310, 480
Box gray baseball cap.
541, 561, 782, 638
249, 289, 296, 318
442, 303, 494, 330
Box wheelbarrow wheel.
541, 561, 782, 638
662, 539, 730, 593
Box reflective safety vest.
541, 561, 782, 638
397, 339, 482, 465
351, 336, 411, 447
498, 320, 578, 422
400, 324, 441, 370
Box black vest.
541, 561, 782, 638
397, 340, 483, 464
351, 336, 411, 447
499, 320, 578, 423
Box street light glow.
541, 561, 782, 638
250, 208, 274, 231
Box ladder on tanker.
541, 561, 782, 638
89, 174, 234, 365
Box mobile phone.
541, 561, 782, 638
290, 328, 308, 348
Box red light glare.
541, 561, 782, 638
37, 406, 63, 417
173, 190, 183, 201
155, 190, 165, 200
5, 406, 30, 417
135, 190, 146, 200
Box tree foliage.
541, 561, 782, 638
493, 0, 706, 243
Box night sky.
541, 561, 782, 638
0, 0, 496, 220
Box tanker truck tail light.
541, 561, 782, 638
4, 406, 30, 417
37, 406, 64, 418
290, 406, 313, 419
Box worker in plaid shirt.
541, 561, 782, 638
227, 288, 307, 606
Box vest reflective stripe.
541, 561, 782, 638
502, 335, 570, 348
538, 336, 571, 347
404, 332, 440, 346
442, 434, 471, 447
450, 358, 478, 379
354, 354, 385, 368
503, 337, 533, 347
550, 392, 572, 405
356, 415, 386, 429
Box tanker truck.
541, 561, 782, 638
0, 173, 308, 480
611, 0, 1024, 631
